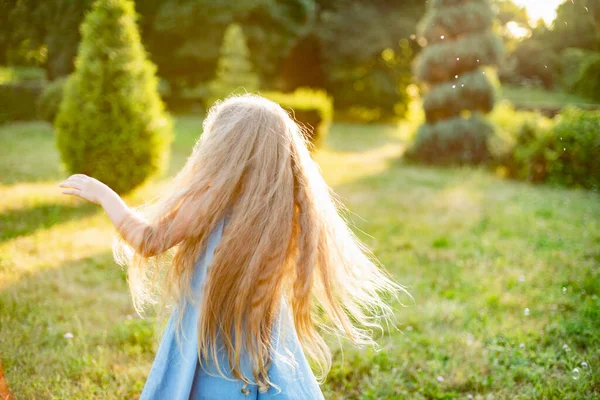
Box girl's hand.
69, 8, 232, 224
59, 174, 115, 205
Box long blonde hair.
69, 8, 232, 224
114, 94, 402, 389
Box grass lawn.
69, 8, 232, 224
1, 117, 599, 399
500, 85, 599, 108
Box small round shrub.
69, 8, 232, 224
55, 0, 172, 194
37, 78, 67, 122
405, 115, 494, 165
263, 88, 333, 149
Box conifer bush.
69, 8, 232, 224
407, 0, 502, 165
206, 24, 260, 108
55, 0, 172, 194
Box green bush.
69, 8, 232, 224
37, 78, 67, 122
404, 114, 494, 165
494, 105, 600, 189
0, 81, 45, 124
573, 58, 600, 102
55, 0, 172, 195
560, 48, 600, 100
263, 88, 333, 148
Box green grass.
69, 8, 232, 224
501, 85, 599, 108
1, 117, 599, 399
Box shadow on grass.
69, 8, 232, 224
0, 202, 100, 243
0, 250, 147, 397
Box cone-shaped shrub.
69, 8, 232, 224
55, 0, 172, 194
206, 24, 260, 108
406, 0, 502, 164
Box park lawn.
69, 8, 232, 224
0, 117, 599, 399
500, 85, 599, 108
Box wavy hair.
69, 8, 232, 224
113, 94, 403, 390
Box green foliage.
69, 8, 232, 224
37, 77, 67, 122
546, 0, 600, 52
312, 1, 422, 121
263, 88, 333, 148
0, 81, 45, 123
405, 114, 494, 165
145, 0, 315, 90
410, 0, 501, 164
415, 30, 503, 84
0, 0, 95, 78
206, 24, 260, 108
423, 70, 495, 123
572, 57, 600, 102
560, 48, 600, 92
55, 0, 172, 195
493, 104, 600, 189
499, 39, 559, 89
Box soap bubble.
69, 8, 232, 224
572, 368, 580, 380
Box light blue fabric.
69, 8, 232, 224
140, 218, 324, 400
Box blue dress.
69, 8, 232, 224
140, 218, 324, 400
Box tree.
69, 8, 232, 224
55, 0, 172, 194
547, 0, 600, 52
310, 0, 422, 120
407, 0, 503, 164
206, 23, 260, 107
146, 0, 315, 92
0, 0, 94, 79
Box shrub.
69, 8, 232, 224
404, 114, 494, 165
510, 39, 559, 89
544, 108, 600, 189
263, 88, 333, 149
411, 0, 502, 164
573, 58, 600, 102
206, 24, 260, 109
0, 81, 45, 124
494, 105, 600, 189
37, 78, 67, 122
55, 0, 172, 195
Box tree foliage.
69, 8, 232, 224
310, 0, 422, 119
55, 0, 172, 194
408, 0, 502, 164
206, 24, 260, 107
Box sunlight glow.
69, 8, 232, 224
506, 21, 530, 38
513, 0, 566, 25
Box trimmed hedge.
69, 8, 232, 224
263, 88, 333, 148
405, 114, 494, 165
37, 78, 67, 122
0, 81, 45, 124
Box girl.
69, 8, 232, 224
59, 94, 401, 399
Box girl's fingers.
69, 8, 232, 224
62, 189, 81, 196
59, 181, 82, 190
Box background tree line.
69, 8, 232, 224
0, 0, 425, 120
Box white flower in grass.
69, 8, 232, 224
64, 332, 74, 339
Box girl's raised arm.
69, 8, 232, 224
59, 174, 186, 257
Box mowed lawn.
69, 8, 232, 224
0, 116, 599, 399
